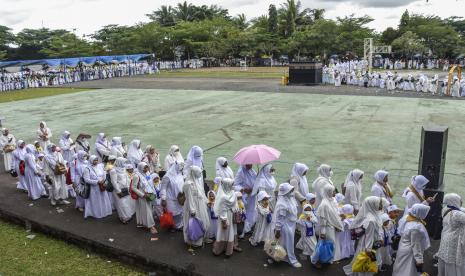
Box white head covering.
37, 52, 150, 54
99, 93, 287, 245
164, 161, 184, 196
411, 175, 429, 191
89, 155, 98, 165
317, 185, 343, 230
443, 193, 462, 209
96, 133, 106, 144
380, 213, 390, 223
343, 169, 364, 188
186, 165, 208, 203
274, 183, 298, 222
252, 163, 277, 196
215, 157, 234, 181
335, 193, 345, 204
111, 137, 123, 147
115, 157, 127, 174
317, 164, 332, 178
291, 163, 309, 196
214, 178, 238, 216
306, 193, 316, 202
398, 203, 431, 249
374, 170, 388, 183
127, 139, 143, 164
342, 204, 354, 215
61, 131, 71, 140
256, 190, 270, 202
351, 196, 382, 229
185, 145, 203, 168
387, 205, 400, 213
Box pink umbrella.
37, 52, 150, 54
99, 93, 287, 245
233, 144, 281, 165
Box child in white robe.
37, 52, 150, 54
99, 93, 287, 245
378, 213, 393, 271
206, 190, 218, 241
337, 204, 355, 261
296, 203, 318, 260
149, 173, 163, 218
249, 191, 273, 246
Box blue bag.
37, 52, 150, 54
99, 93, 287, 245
305, 223, 314, 237
188, 217, 205, 242
266, 213, 272, 224
311, 240, 334, 264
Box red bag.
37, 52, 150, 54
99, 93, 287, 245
66, 167, 73, 185
129, 177, 139, 200
160, 208, 175, 230
19, 160, 25, 176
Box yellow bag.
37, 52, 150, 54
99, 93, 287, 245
352, 251, 378, 273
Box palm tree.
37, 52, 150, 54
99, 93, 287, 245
146, 5, 176, 26
175, 1, 195, 21
278, 0, 311, 37
234, 14, 249, 30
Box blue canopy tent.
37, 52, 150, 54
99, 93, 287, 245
0, 54, 152, 69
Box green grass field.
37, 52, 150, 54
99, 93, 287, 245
0, 219, 142, 275
0, 88, 94, 104
1, 88, 464, 206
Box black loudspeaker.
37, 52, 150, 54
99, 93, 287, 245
418, 126, 448, 190
288, 62, 322, 85
423, 189, 444, 239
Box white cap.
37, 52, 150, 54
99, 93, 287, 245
387, 205, 401, 213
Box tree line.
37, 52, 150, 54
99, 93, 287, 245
0, 0, 464, 62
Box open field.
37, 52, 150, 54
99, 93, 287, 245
0, 219, 142, 275
157, 66, 288, 78
1, 88, 464, 206
0, 88, 94, 104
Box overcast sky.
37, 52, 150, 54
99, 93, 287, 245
1, 0, 464, 36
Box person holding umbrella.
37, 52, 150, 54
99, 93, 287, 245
234, 164, 257, 237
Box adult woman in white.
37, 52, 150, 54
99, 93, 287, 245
371, 170, 394, 204
393, 204, 431, 276
0, 128, 16, 172
160, 161, 185, 230
141, 145, 160, 173
343, 169, 364, 213
312, 164, 334, 208
94, 133, 111, 162
59, 131, 76, 164
182, 165, 210, 247
110, 137, 126, 158
24, 144, 46, 200
343, 196, 382, 275
290, 163, 310, 205
274, 182, 301, 268
71, 150, 88, 212
437, 193, 465, 276
402, 175, 434, 213
212, 178, 239, 257
132, 162, 156, 233
314, 184, 344, 266
83, 155, 112, 219
164, 145, 183, 171
252, 163, 277, 200
44, 144, 69, 206
111, 157, 135, 224
214, 157, 234, 191
36, 121, 52, 150
184, 145, 204, 175
12, 140, 27, 191
127, 139, 143, 167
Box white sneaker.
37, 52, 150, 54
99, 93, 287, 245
292, 262, 302, 268
61, 200, 71, 205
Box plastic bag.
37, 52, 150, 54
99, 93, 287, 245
311, 239, 334, 264
188, 217, 205, 241
264, 240, 287, 262
352, 250, 378, 273
160, 208, 175, 229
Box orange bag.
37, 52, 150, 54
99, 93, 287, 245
160, 208, 175, 230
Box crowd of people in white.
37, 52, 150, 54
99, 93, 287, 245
0, 59, 206, 92
1, 123, 464, 275
323, 59, 465, 97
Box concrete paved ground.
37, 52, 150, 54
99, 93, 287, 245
1, 88, 464, 206
0, 172, 439, 276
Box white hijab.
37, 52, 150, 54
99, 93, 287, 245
127, 139, 143, 164
291, 162, 309, 196
316, 184, 343, 231
215, 157, 234, 179
214, 178, 238, 216
186, 165, 208, 203
399, 203, 431, 249
274, 182, 298, 222
343, 169, 364, 191
442, 193, 463, 216
164, 161, 184, 196
351, 196, 382, 229
185, 145, 203, 169
252, 163, 277, 196
60, 131, 72, 145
